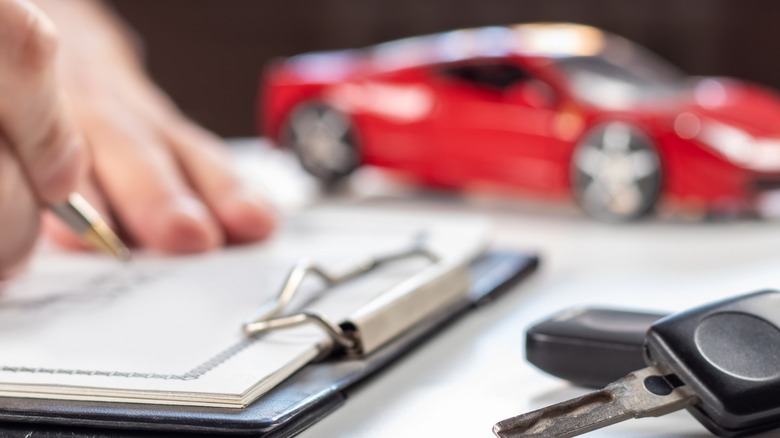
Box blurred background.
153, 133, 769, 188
108, 0, 779, 138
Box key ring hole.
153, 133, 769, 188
643, 375, 674, 396
643, 374, 683, 396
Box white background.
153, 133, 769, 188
236, 139, 780, 438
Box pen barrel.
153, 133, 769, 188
49, 195, 96, 234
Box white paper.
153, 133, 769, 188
0, 207, 488, 407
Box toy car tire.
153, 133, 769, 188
283, 102, 360, 184
571, 122, 662, 222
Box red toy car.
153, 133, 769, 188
260, 23, 780, 221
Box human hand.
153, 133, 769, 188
0, 0, 275, 278
0, 0, 87, 278
30, 0, 275, 255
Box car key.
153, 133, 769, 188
526, 307, 666, 388
493, 290, 780, 438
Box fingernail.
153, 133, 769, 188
223, 187, 276, 242
159, 195, 222, 253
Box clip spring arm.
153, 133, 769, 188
241, 241, 439, 355
243, 312, 357, 351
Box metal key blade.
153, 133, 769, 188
493, 367, 698, 438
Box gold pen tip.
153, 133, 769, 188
51, 193, 132, 262
84, 225, 132, 262
115, 245, 133, 262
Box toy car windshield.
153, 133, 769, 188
549, 40, 688, 109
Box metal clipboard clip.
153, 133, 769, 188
242, 240, 472, 358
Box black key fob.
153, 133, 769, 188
526, 307, 665, 388
502, 291, 780, 437
646, 290, 780, 437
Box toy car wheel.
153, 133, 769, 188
284, 102, 360, 183
571, 122, 662, 221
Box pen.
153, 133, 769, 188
48, 193, 131, 262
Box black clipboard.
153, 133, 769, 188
0, 250, 538, 437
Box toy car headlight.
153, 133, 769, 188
698, 121, 755, 165
697, 121, 780, 171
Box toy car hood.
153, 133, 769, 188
682, 77, 780, 138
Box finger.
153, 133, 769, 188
0, 137, 41, 279
163, 119, 276, 244
0, 0, 85, 203
43, 170, 113, 251
80, 109, 224, 254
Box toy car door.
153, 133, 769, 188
429, 58, 561, 191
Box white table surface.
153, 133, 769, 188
234, 139, 780, 438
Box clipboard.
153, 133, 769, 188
0, 249, 538, 437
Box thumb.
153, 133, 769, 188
0, 0, 85, 203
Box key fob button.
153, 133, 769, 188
694, 312, 780, 381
